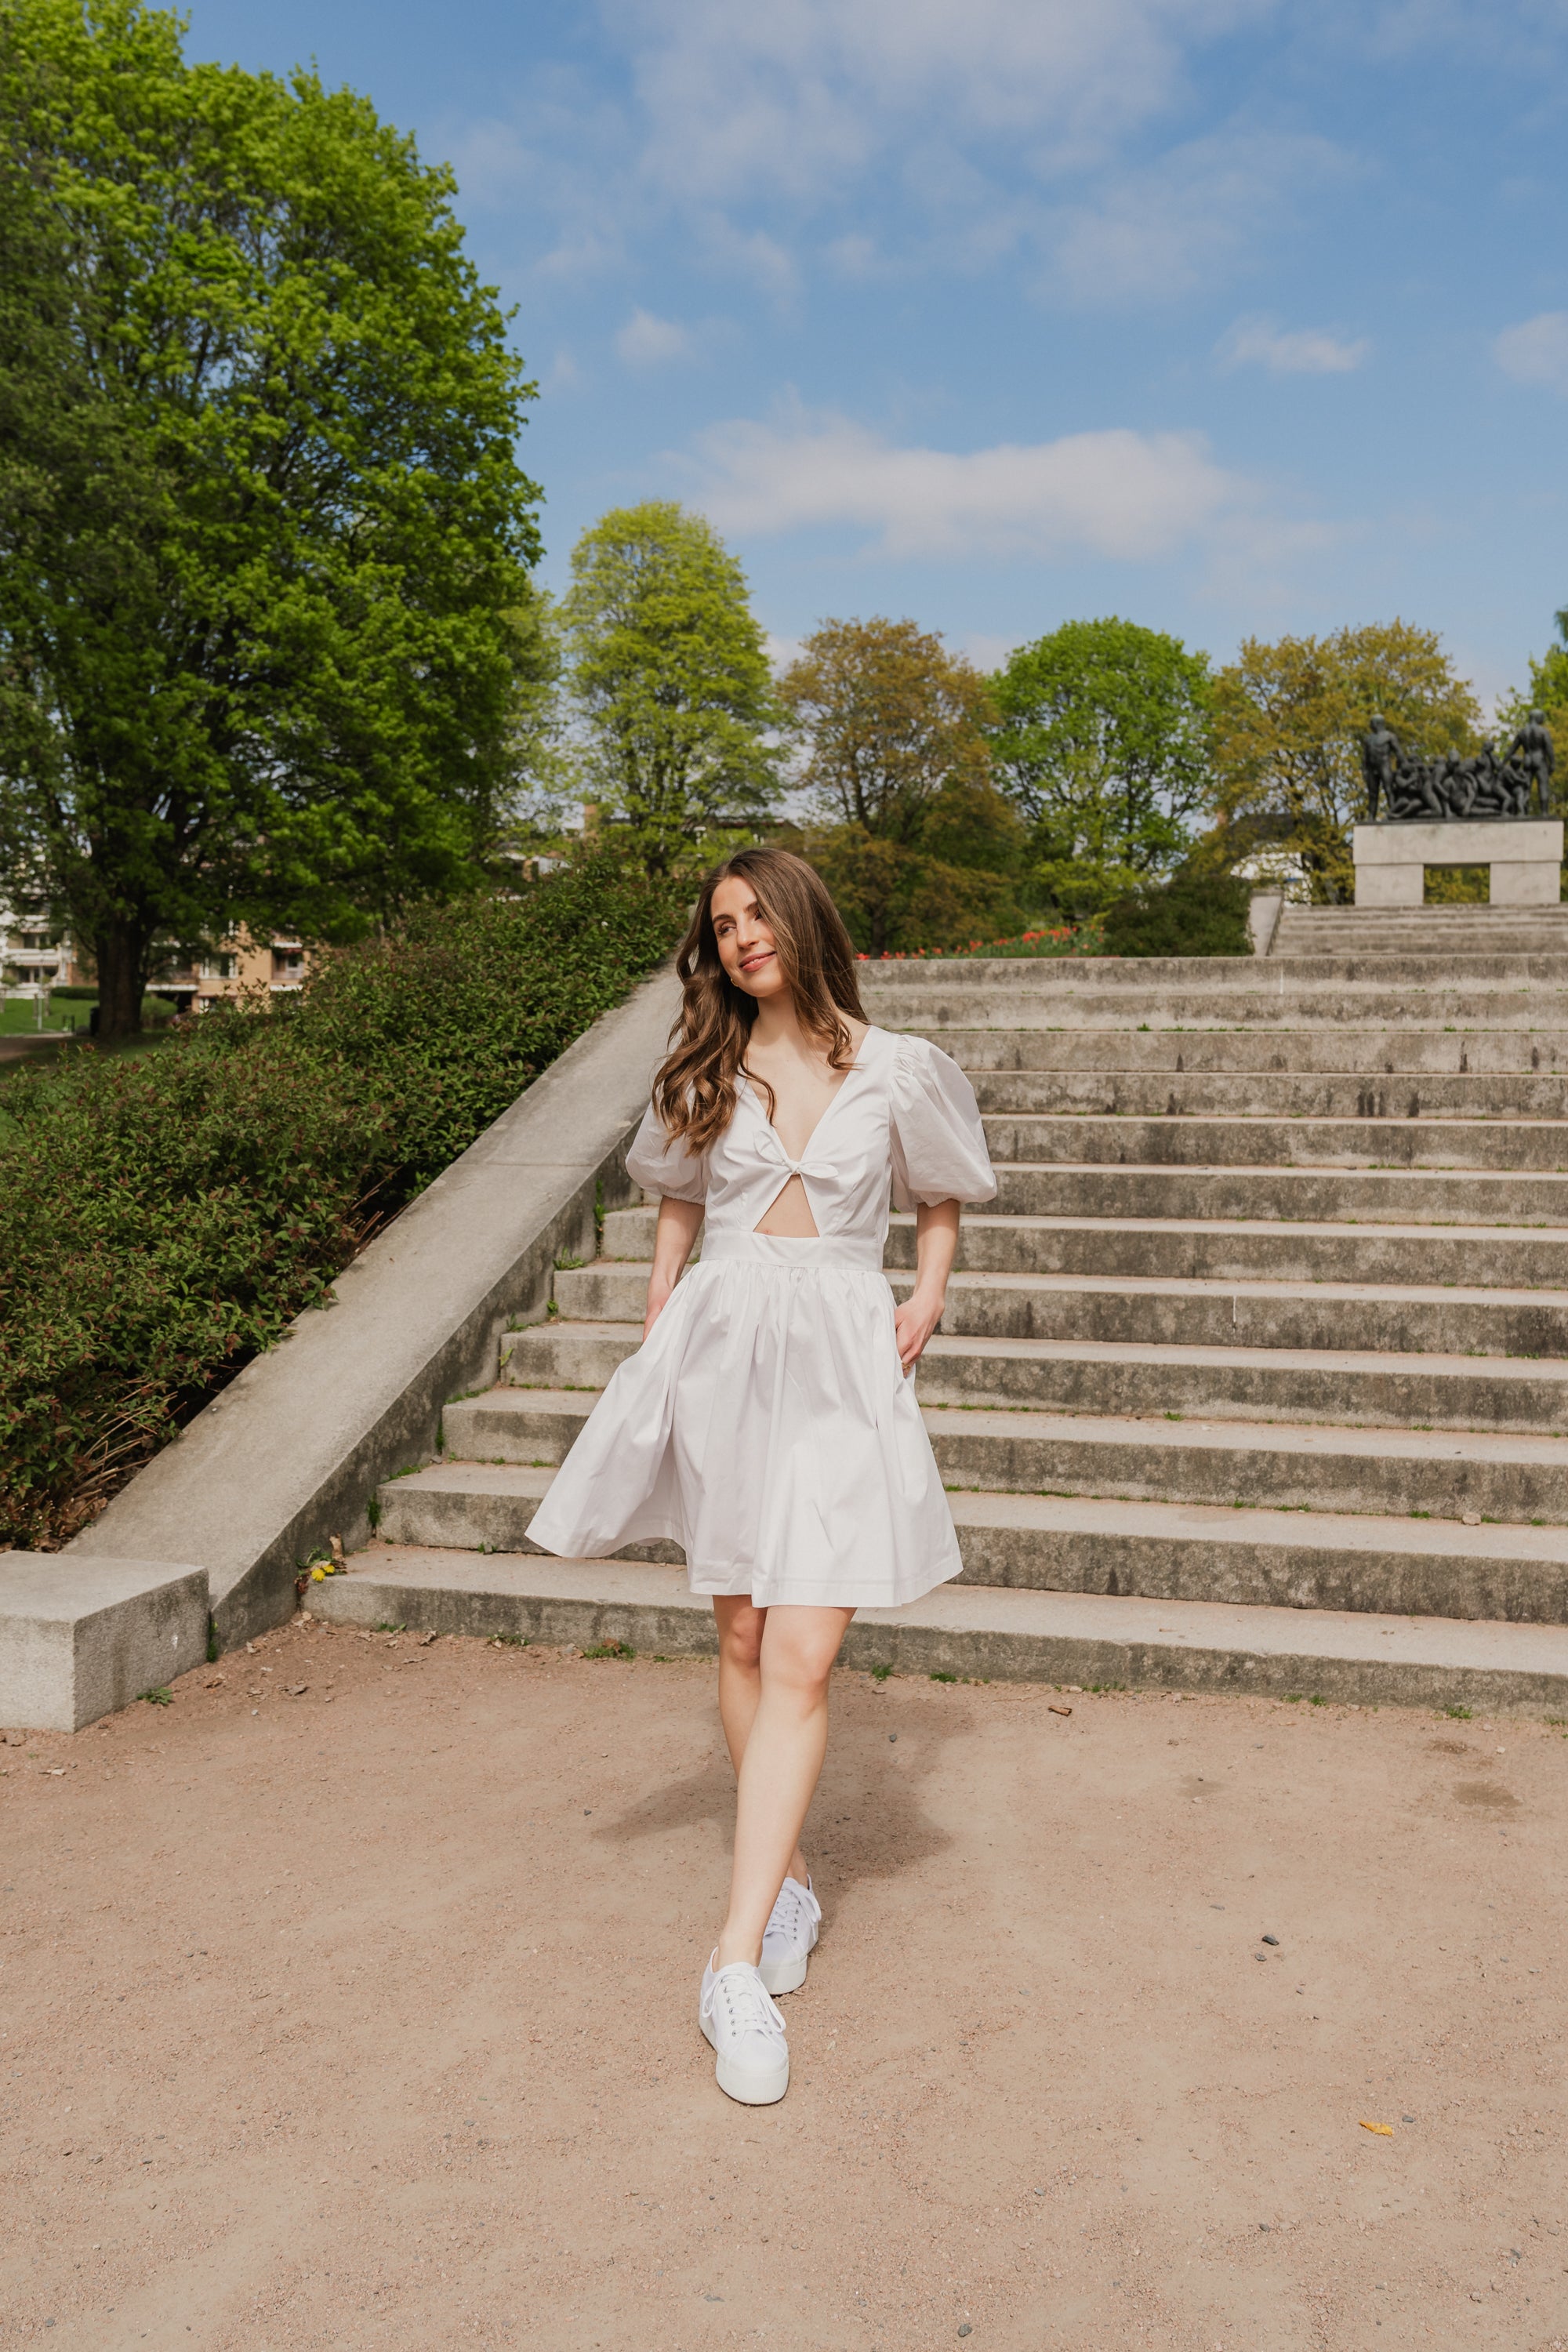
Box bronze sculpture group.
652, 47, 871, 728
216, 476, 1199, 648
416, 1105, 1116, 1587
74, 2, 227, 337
1360, 710, 1556, 822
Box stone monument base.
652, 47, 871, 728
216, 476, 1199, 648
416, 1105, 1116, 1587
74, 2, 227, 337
1352, 818, 1563, 908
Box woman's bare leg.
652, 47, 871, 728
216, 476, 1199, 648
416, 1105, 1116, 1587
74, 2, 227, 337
713, 1603, 854, 1969
712, 1597, 811, 1888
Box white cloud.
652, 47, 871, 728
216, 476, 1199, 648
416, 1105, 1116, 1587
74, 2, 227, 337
1494, 311, 1568, 393
447, 3, 1337, 303
960, 631, 1024, 672
764, 630, 808, 674
1051, 130, 1348, 301
615, 0, 1272, 203
615, 307, 691, 365
679, 404, 1251, 561
1218, 314, 1369, 374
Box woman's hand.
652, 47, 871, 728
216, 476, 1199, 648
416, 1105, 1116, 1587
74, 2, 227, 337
894, 1286, 945, 1372
644, 1273, 675, 1341
897, 1199, 960, 1370
644, 1195, 703, 1341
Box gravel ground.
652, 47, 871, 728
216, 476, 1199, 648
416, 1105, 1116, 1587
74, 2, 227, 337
3, 1614, 1566, 2351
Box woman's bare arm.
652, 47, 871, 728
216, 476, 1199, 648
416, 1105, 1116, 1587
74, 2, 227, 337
644, 1196, 705, 1339
892, 1199, 960, 1371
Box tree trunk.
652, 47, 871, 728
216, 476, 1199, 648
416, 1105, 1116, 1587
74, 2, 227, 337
93, 920, 149, 1041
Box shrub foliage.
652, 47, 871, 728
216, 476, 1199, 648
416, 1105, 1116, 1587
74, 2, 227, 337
0, 862, 683, 1548
1099, 865, 1253, 958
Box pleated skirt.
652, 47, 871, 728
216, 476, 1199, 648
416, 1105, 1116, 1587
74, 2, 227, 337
524, 1232, 963, 1609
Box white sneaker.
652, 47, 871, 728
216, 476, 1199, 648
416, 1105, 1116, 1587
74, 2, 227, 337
699, 1955, 789, 2106
759, 1874, 821, 1995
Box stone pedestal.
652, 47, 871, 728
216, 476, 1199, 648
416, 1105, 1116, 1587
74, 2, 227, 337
1353, 818, 1563, 908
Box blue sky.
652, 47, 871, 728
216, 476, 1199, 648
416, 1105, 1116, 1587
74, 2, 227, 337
181, 0, 1568, 704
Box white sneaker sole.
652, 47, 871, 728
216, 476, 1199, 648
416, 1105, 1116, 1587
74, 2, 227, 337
757, 1932, 817, 1996
759, 1905, 820, 1997
699, 2006, 789, 2105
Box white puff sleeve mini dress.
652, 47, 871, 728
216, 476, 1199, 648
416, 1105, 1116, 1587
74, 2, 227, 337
526, 1025, 996, 1610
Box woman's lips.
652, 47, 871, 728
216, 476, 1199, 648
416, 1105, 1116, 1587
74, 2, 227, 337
740, 950, 774, 972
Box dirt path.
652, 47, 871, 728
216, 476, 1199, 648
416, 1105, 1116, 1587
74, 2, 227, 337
3, 1618, 1566, 2350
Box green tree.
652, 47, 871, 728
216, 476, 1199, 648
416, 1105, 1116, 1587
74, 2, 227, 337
988, 618, 1213, 919
563, 501, 778, 874
1210, 622, 1480, 904
494, 587, 583, 856
0, 0, 542, 1036
1497, 612, 1568, 806
779, 617, 1022, 954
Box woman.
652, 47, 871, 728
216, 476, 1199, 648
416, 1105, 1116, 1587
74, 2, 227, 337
528, 847, 995, 2105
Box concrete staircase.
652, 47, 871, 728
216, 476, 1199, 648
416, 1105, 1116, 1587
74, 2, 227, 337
1271, 902, 1568, 956
314, 938, 1568, 1711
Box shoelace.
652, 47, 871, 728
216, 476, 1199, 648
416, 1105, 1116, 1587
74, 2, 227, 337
706, 1967, 786, 2041
764, 1880, 818, 1946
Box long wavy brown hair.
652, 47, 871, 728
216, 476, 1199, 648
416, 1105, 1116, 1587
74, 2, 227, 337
653, 848, 867, 1150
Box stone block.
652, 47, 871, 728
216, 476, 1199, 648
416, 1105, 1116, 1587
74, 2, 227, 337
0, 1553, 209, 1732
1491, 860, 1562, 906
1353, 818, 1563, 866
1247, 891, 1283, 954
1353, 817, 1563, 909
1355, 862, 1424, 907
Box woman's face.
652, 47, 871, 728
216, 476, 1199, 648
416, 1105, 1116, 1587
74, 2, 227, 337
711, 877, 789, 1003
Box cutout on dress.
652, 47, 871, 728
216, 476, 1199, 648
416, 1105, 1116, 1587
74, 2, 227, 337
753, 1171, 819, 1237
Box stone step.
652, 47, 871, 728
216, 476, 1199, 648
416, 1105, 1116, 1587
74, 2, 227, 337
1272, 909, 1568, 957
554, 1259, 1568, 1355
440, 1385, 1568, 1521
859, 948, 1568, 989
371, 1463, 1568, 1625
916, 1028, 1568, 1075
989, 1163, 1568, 1223
376, 1461, 677, 1566
859, 989, 1568, 1030
601, 1203, 1568, 1286
924, 1403, 1568, 1523
310, 1544, 1568, 1713
918, 1334, 1568, 1432
971, 1069, 1568, 1119
503, 1316, 1568, 1433
982, 1112, 1568, 1170
951, 1490, 1568, 1623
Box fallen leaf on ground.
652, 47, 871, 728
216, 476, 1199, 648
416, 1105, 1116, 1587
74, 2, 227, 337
1359, 2119, 1394, 2136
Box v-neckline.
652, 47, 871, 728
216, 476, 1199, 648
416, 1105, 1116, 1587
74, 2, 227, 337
741, 1026, 877, 1164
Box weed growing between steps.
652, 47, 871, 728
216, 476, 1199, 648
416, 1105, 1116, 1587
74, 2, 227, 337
0, 859, 684, 1550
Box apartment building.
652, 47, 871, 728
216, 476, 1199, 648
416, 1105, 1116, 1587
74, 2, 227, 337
1, 904, 310, 1015
151, 931, 310, 1009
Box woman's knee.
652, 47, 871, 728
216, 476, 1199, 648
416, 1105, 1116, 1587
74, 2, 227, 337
761, 1611, 849, 1700
715, 1599, 766, 1670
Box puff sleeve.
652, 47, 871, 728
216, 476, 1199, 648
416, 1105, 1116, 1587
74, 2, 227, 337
887, 1036, 996, 1210
625, 1099, 710, 1204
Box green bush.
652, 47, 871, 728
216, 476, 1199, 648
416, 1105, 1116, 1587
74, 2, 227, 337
0, 861, 683, 1548
1099, 866, 1252, 957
